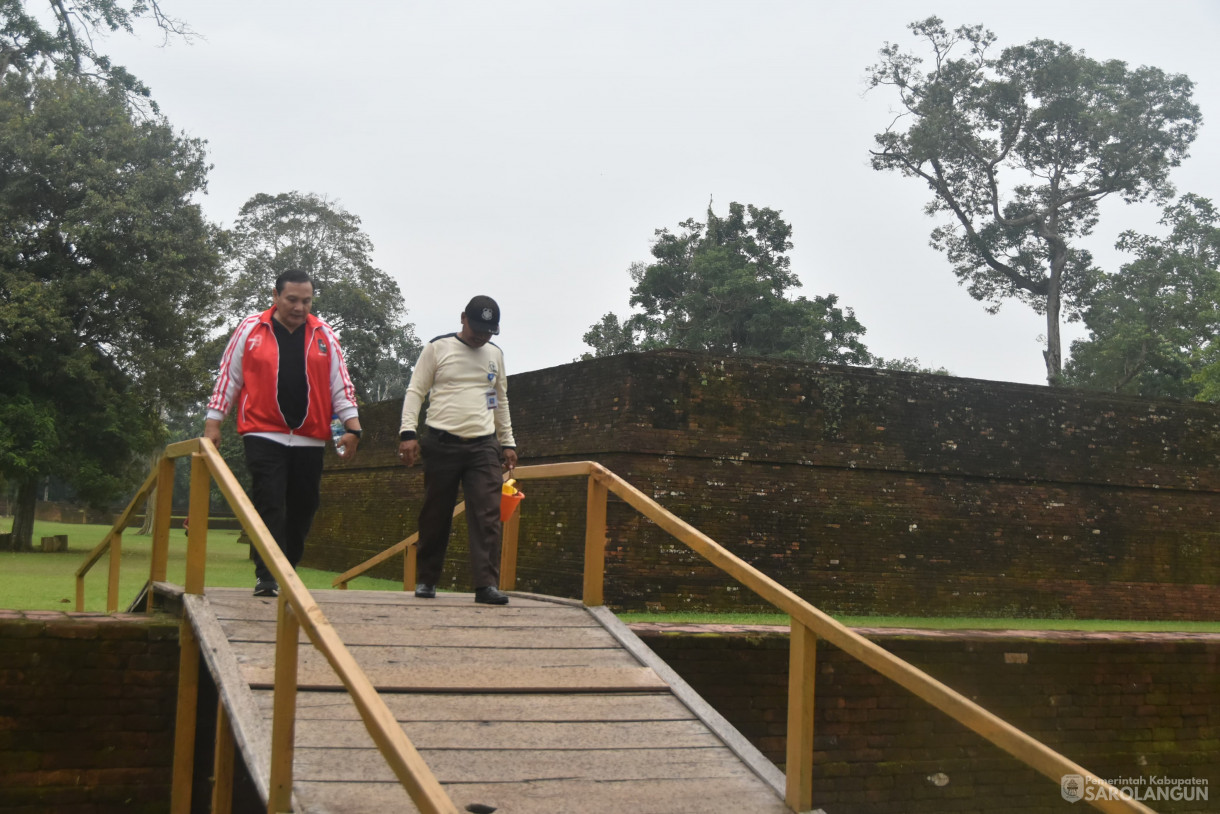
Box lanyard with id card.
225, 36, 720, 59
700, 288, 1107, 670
485, 370, 497, 410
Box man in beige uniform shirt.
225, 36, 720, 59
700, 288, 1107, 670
398, 296, 518, 604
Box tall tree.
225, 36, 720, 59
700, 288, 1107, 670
867, 17, 1200, 383
223, 191, 421, 402
583, 202, 870, 365
0, 0, 191, 104
0, 74, 221, 550
1064, 195, 1220, 399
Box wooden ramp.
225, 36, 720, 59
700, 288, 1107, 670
187, 587, 795, 814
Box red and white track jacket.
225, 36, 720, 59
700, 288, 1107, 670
206, 307, 358, 442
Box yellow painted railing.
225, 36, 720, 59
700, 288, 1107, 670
335, 460, 1153, 814
74, 467, 158, 613
76, 439, 458, 814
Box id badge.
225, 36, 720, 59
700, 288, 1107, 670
485, 389, 498, 410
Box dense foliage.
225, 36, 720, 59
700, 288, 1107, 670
868, 17, 1200, 383
0, 0, 190, 105
1065, 195, 1220, 399
583, 202, 871, 365
0, 74, 221, 548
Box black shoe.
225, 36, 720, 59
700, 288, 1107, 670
474, 586, 509, 605
414, 583, 436, 599
254, 579, 279, 598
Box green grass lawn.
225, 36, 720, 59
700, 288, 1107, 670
614, 611, 1220, 632
3, 518, 1218, 631
0, 518, 402, 611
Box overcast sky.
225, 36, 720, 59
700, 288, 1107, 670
103, 0, 1220, 385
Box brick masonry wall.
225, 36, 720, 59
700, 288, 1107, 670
638, 626, 1220, 814
1, 615, 1213, 814
0, 611, 180, 814
310, 350, 1220, 618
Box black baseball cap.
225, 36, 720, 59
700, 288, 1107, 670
464, 295, 500, 335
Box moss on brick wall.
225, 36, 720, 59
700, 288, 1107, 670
310, 350, 1220, 618
639, 626, 1220, 814
2, 613, 1214, 814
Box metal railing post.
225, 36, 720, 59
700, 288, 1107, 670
404, 543, 417, 591
212, 699, 235, 814
268, 594, 300, 813
583, 474, 608, 607
184, 453, 211, 595
76, 466, 158, 612
170, 617, 200, 814
147, 455, 176, 610
500, 507, 520, 591
786, 619, 817, 811
105, 532, 122, 613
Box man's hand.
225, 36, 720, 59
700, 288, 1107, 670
502, 448, 518, 471
203, 418, 222, 448
338, 432, 360, 459
398, 439, 421, 466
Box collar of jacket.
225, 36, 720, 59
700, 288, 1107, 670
259, 305, 323, 334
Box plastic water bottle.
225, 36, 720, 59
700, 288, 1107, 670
331, 417, 346, 455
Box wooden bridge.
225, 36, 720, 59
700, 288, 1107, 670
162, 584, 791, 813
77, 439, 1153, 813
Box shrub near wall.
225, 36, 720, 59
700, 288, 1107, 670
311, 350, 1220, 619
0, 611, 179, 814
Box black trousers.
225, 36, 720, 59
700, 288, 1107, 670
243, 436, 324, 583
416, 432, 503, 589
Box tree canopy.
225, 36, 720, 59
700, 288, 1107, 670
868, 17, 1200, 384
223, 191, 421, 402
583, 202, 870, 365
0, 73, 221, 548
0, 0, 190, 104
1064, 195, 1220, 399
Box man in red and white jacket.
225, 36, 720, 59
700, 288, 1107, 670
204, 269, 362, 597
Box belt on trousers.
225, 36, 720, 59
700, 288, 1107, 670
427, 428, 495, 444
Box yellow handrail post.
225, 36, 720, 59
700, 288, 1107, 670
105, 532, 122, 613
212, 698, 235, 814
170, 617, 200, 814
268, 594, 300, 813
583, 474, 608, 607
404, 543, 417, 591
77, 465, 159, 611
786, 619, 817, 812
147, 455, 176, 610
184, 453, 211, 595
500, 507, 520, 591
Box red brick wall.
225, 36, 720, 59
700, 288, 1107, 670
0, 611, 180, 814
637, 625, 1219, 814
2, 615, 1213, 814
310, 350, 1220, 619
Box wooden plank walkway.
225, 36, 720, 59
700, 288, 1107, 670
188, 587, 794, 814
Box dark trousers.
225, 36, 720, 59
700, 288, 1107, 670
243, 436, 324, 583
416, 432, 503, 589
